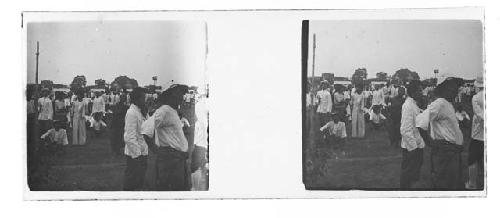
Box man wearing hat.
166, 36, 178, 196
152, 84, 190, 191
465, 75, 485, 189
428, 75, 464, 189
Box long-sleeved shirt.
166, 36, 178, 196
153, 105, 188, 152
194, 97, 209, 148
306, 92, 317, 108
92, 96, 105, 114
416, 108, 430, 131
38, 97, 53, 120
41, 128, 68, 146
371, 89, 385, 106
390, 86, 399, 98
316, 90, 332, 113
320, 121, 347, 138
400, 97, 425, 151
428, 98, 463, 145
471, 90, 484, 141
123, 104, 148, 158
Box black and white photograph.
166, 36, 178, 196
25, 19, 209, 191
302, 20, 485, 190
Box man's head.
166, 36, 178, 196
407, 80, 422, 99
130, 87, 146, 107
332, 112, 340, 123
54, 120, 63, 131
41, 88, 49, 97
159, 84, 189, 109
435, 77, 463, 102
76, 89, 84, 100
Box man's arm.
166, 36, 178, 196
400, 105, 418, 151
124, 112, 140, 158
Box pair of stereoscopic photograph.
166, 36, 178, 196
24, 9, 485, 199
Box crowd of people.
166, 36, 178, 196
27, 84, 209, 191
306, 74, 485, 190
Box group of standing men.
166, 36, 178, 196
27, 84, 209, 191
306, 74, 485, 190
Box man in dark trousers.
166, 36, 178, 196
153, 84, 190, 191
428, 77, 464, 189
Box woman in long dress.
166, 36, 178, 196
72, 92, 87, 145
351, 87, 365, 138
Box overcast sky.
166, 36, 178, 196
27, 21, 207, 88
308, 20, 483, 80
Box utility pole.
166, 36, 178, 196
312, 34, 317, 90
34, 41, 40, 115
35, 41, 40, 85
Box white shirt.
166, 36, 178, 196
390, 86, 399, 98
38, 97, 53, 120
41, 128, 68, 146
400, 97, 425, 151
371, 89, 385, 106
428, 98, 463, 145
123, 104, 148, 158
316, 90, 332, 113
471, 90, 484, 141
320, 121, 347, 138
194, 97, 209, 148
101, 94, 108, 105
370, 110, 386, 124
455, 111, 470, 121
306, 93, 312, 107
343, 90, 351, 100
154, 105, 188, 152
92, 96, 106, 114
416, 108, 430, 131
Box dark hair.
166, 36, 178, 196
407, 80, 421, 99
158, 84, 189, 105
130, 87, 145, 105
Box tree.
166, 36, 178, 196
352, 68, 367, 87
392, 68, 420, 85
70, 75, 87, 92
422, 78, 437, 87
40, 80, 54, 90
95, 79, 106, 88
376, 72, 388, 81
111, 75, 139, 90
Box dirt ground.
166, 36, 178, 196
304, 109, 474, 190
27, 102, 199, 191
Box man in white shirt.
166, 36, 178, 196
320, 112, 347, 150
153, 84, 190, 191
92, 92, 106, 114
192, 93, 209, 191
316, 81, 333, 126
400, 80, 425, 189
466, 75, 485, 190
371, 85, 386, 107
123, 88, 148, 191
428, 77, 464, 189
38, 89, 54, 134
